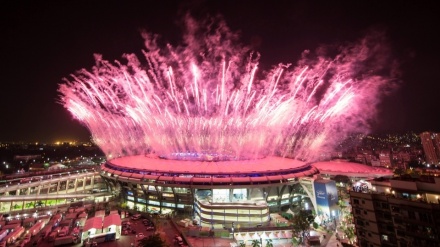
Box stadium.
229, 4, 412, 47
61, 17, 396, 230
100, 154, 319, 228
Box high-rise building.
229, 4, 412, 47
350, 175, 440, 247
419, 132, 439, 165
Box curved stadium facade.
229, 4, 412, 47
100, 155, 318, 227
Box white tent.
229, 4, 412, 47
251, 232, 260, 240
277, 231, 287, 239
268, 232, 277, 239
243, 232, 252, 241
260, 232, 269, 240
234, 233, 244, 241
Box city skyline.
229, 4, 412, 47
1, 1, 440, 142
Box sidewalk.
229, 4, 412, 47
185, 232, 342, 247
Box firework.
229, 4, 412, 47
59, 17, 397, 161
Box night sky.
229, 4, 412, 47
1, 1, 439, 142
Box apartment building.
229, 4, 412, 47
350, 175, 440, 247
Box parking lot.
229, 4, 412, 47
94, 213, 185, 247
4, 210, 183, 247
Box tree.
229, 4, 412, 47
291, 210, 312, 244
265, 238, 273, 247
137, 233, 168, 247
291, 236, 301, 247
238, 242, 246, 247
251, 239, 261, 247
393, 167, 405, 176
333, 175, 350, 185
343, 225, 356, 244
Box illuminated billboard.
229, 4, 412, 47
313, 179, 339, 219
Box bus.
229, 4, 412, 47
88, 232, 116, 244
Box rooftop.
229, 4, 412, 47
312, 160, 393, 178
108, 155, 308, 175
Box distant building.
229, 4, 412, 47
371, 159, 381, 167
28, 163, 45, 172
13, 155, 41, 162
420, 132, 440, 165
48, 163, 67, 170
379, 151, 391, 167
355, 154, 367, 164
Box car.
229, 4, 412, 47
175, 236, 183, 243
122, 230, 130, 235
137, 233, 144, 238
146, 226, 155, 231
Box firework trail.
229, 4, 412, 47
59, 16, 398, 161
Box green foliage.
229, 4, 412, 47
343, 225, 356, 242
238, 242, 246, 247
251, 239, 261, 247
265, 239, 273, 247
291, 236, 301, 247
333, 175, 350, 184
291, 210, 311, 244
281, 212, 293, 220
393, 167, 405, 176
276, 222, 289, 227
137, 233, 168, 247
218, 230, 230, 238
199, 231, 210, 237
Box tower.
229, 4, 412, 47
419, 132, 439, 165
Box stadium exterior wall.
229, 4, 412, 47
99, 157, 318, 227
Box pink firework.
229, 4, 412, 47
59, 17, 397, 161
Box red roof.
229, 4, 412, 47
83, 217, 102, 231
103, 214, 121, 228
